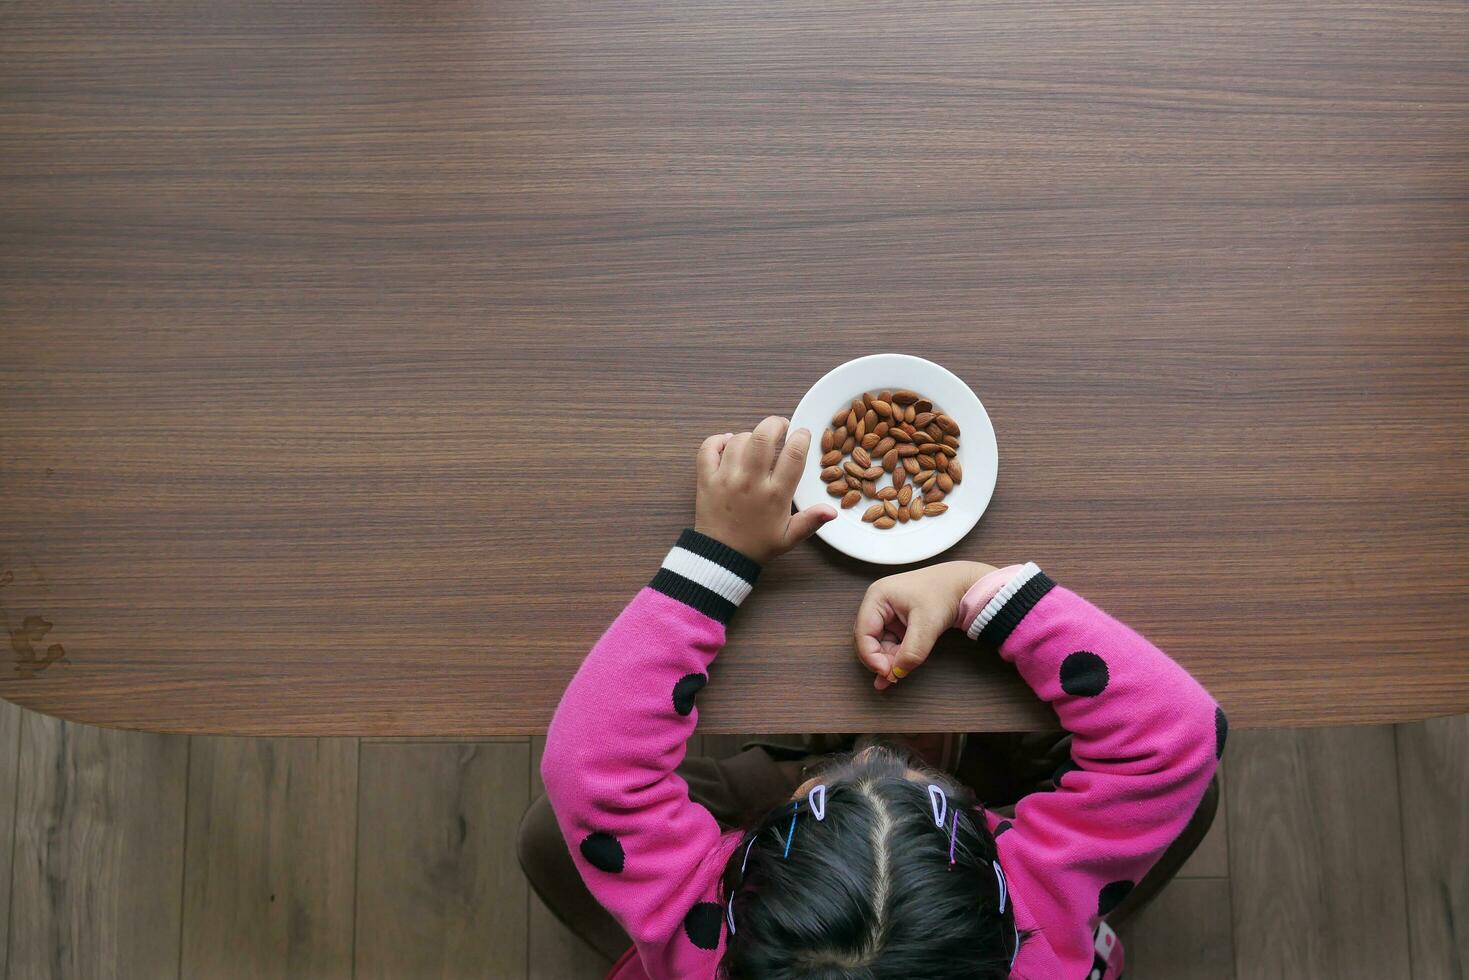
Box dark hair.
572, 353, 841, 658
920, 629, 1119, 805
720, 745, 1019, 980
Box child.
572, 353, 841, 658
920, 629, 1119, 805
523, 416, 1224, 979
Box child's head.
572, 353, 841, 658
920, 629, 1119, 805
721, 744, 1018, 979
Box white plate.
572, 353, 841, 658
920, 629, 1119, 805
791, 354, 998, 565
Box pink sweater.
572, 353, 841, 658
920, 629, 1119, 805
541, 532, 1224, 980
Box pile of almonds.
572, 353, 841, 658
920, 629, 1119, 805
820, 389, 962, 529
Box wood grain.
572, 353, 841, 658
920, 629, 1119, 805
0, 697, 19, 972
1, 0, 1466, 735
527, 736, 615, 980
1116, 879, 1234, 980
354, 741, 529, 979
180, 737, 358, 979
1397, 715, 1469, 979
1178, 771, 1229, 879
8, 713, 188, 980
1227, 727, 1412, 979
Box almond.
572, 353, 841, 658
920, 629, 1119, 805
942, 434, 960, 449
855, 418, 867, 440
904, 404, 917, 423
896, 485, 912, 505
892, 389, 919, 405
897, 506, 910, 523
938, 472, 954, 492
925, 424, 942, 442
861, 432, 880, 450
852, 446, 872, 468
948, 460, 963, 483
844, 461, 865, 479
862, 503, 884, 523
919, 442, 947, 455
902, 457, 921, 475
862, 465, 884, 479
927, 488, 946, 503
891, 428, 913, 443
851, 398, 865, 415
841, 436, 856, 454
900, 422, 917, 436
922, 475, 938, 492
909, 498, 924, 520
883, 501, 899, 519
876, 486, 898, 501
833, 425, 848, 445
847, 476, 863, 490
831, 407, 849, 426
846, 410, 859, 431
862, 391, 876, 410
826, 481, 847, 496
820, 450, 842, 466
937, 454, 951, 474
936, 415, 960, 436
861, 479, 878, 498
864, 409, 878, 431
882, 449, 899, 471
842, 489, 862, 508
820, 466, 842, 482
872, 399, 893, 419
874, 516, 897, 529
916, 468, 936, 483
874, 437, 896, 456
897, 444, 920, 457
915, 398, 933, 414
924, 502, 948, 516
821, 429, 835, 452
936, 443, 958, 457
879, 389, 894, 403
892, 466, 908, 488
914, 412, 936, 428
917, 453, 937, 469
874, 421, 890, 438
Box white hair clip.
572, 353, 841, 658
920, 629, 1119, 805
993, 859, 1009, 915
807, 784, 827, 821
927, 784, 948, 829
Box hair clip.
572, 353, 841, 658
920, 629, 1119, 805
782, 801, 798, 859
927, 784, 948, 829
948, 810, 959, 867
993, 859, 1009, 915
740, 835, 757, 876
807, 784, 827, 822
727, 893, 737, 934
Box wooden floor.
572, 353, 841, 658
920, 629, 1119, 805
0, 704, 1464, 979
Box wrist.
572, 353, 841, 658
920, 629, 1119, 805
952, 562, 1022, 632
650, 529, 763, 625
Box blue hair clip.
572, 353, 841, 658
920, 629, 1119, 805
782, 801, 798, 859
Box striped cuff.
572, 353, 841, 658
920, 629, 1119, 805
648, 530, 762, 625
967, 561, 1056, 646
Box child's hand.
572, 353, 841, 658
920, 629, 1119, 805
694, 416, 837, 564
854, 561, 997, 689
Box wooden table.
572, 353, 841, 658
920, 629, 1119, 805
3, 0, 1466, 736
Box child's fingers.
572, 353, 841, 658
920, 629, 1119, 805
853, 587, 897, 667
888, 608, 946, 680
853, 631, 892, 679
771, 426, 812, 491
696, 432, 734, 481
780, 501, 835, 551
723, 431, 753, 472
744, 415, 788, 474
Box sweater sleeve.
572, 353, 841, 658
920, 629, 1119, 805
959, 563, 1225, 978
540, 529, 760, 976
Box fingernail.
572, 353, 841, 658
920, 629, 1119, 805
796, 427, 810, 439
891, 666, 908, 679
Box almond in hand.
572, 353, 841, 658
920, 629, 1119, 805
852, 446, 872, 468
923, 502, 948, 516
876, 486, 898, 501
821, 450, 842, 466
862, 503, 885, 523
842, 489, 862, 508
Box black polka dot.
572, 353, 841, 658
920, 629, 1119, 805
579, 832, 624, 874
993, 820, 1014, 838
1098, 880, 1134, 917
683, 901, 724, 950
1060, 651, 1109, 697
1053, 758, 1082, 785
1215, 706, 1228, 759
672, 673, 708, 716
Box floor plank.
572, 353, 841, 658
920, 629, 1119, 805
1397, 715, 1469, 980
1117, 878, 1234, 980
527, 736, 616, 980
0, 698, 20, 972
1227, 726, 1412, 980
1179, 772, 1229, 879
355, 741, 529, 979
8, 714, 189, 980
180, 737, 358, 979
